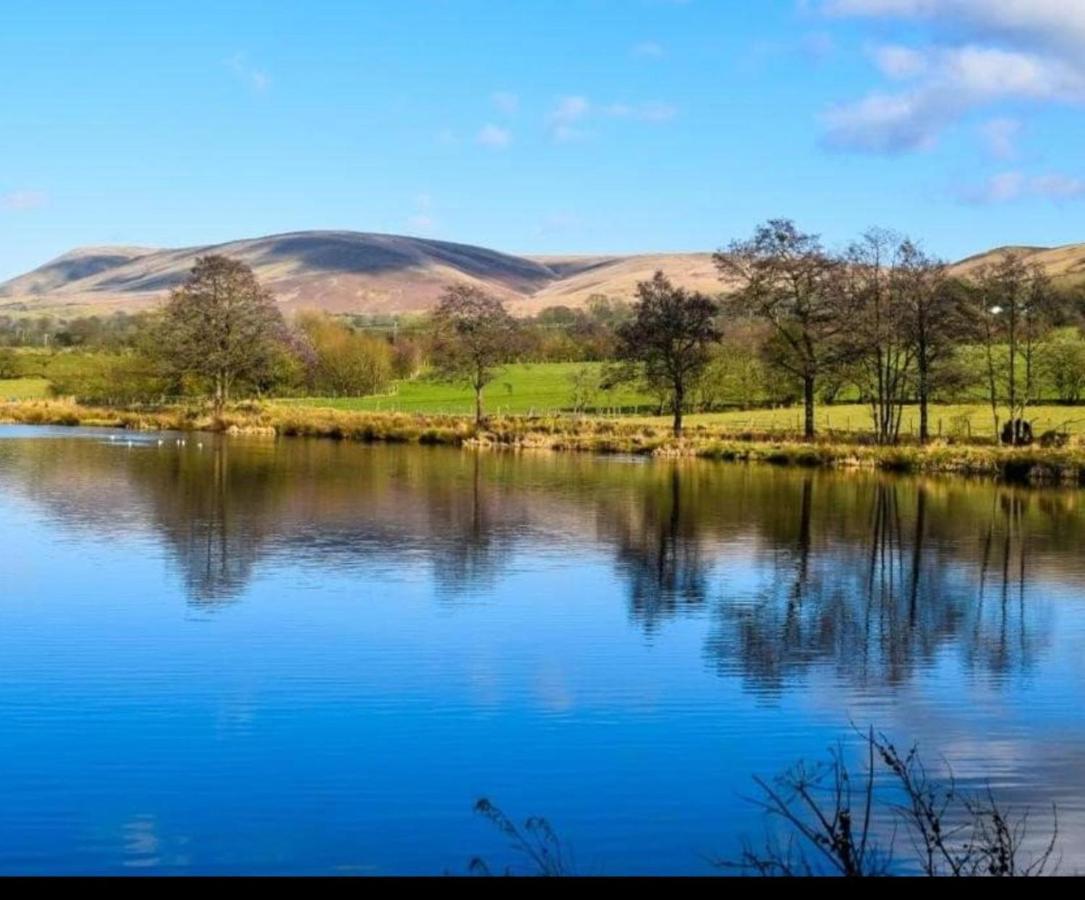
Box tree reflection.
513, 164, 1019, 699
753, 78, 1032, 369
0, 432, 1062, 679
608, 465, 708, 631
706, 476, 1048, 691
146, 440, 284, 604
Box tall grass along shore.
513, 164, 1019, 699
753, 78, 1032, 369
6, 398, 1085, 485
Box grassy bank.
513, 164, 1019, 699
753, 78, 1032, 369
5, 398, 1085, 485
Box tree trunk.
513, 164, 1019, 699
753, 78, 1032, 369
673, 384, 684, 437
474, 385, 484, 426
803, 375, 815, 440
918, 355, 930, 444
214, 373, 226, 415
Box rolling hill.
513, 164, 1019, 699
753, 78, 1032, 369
0, 231, 716, 318
1, 230, 1082, 318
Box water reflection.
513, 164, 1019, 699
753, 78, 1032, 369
2, 427, 1085, 874
0, 430, 1071, 682
609, 468, 708, 630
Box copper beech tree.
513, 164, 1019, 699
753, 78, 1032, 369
157, 255, 287, 412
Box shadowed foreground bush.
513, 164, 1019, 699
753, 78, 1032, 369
470, 729, 1060, 877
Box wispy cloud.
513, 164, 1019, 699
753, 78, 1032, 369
227, 52, 270, 92
476, 124, 512, 149
547, 95, 677, 141
958, 169, 1085, 204
603, 101, 678, 122
631, 40, 664, 59
491, 91, 520, 114
1, 190, 48, 212
980, 117, 1021, 160
548, 95, 591, 142
406, 193, 436, 231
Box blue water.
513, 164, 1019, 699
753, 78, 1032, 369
0, 426, 1082, 874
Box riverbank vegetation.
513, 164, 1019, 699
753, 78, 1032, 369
5, 218, 1085, 472
8, 396, 1085, 483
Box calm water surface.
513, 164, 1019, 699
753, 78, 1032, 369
0, 425, 1083, 874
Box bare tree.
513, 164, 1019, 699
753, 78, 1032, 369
431, 284, 519, 425
615, 271, 722, 436
968, 254, 1054, 444
844, 229, 915, 444
157, 255, 287, 413
716, 220, 849, 440
897, 242, 962, 443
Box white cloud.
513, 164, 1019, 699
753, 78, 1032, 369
476, 124, 512, 149
824, 44, 1085, 152
603, 101, 678, 122
980, 117, 1021, 160
822, 2, 1085, 153
1, 190, 48, 212
491, 91, 519, 114
823, 1, 1085, 49
959, 169, 1085, 204
871, 44, 928, 79
823, 91, 947, 152
631, 40, 664, 59
226, 53, 270, 92
547, 95, 677, 140
551, 96, 590, 124
548, 96, 591, 142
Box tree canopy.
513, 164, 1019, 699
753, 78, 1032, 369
157, 255, 287, 411
616, 271, 721, 435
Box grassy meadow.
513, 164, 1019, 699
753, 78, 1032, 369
9, 355, 1085, 443
0, 378, 51, 400
278, 362, 657, 416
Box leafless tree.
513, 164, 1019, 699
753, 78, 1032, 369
967, 254, 1054, 444
843, 229, 916, 444
716, 220, 850, 440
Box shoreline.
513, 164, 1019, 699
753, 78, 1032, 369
3, 399, 1084, 485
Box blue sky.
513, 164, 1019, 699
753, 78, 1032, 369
3, 0, 1085, 279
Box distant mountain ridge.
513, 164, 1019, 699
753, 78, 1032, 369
2, 230, 1082, 317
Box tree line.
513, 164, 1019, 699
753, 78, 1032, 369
4, 220, 1085, 443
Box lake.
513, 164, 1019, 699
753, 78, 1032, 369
0, 425, 1083, 875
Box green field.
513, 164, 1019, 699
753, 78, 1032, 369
278, 363, 656, 416
0, 378, 51, 400
11, 354, 1085, 443
281, 364, 1085, 440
